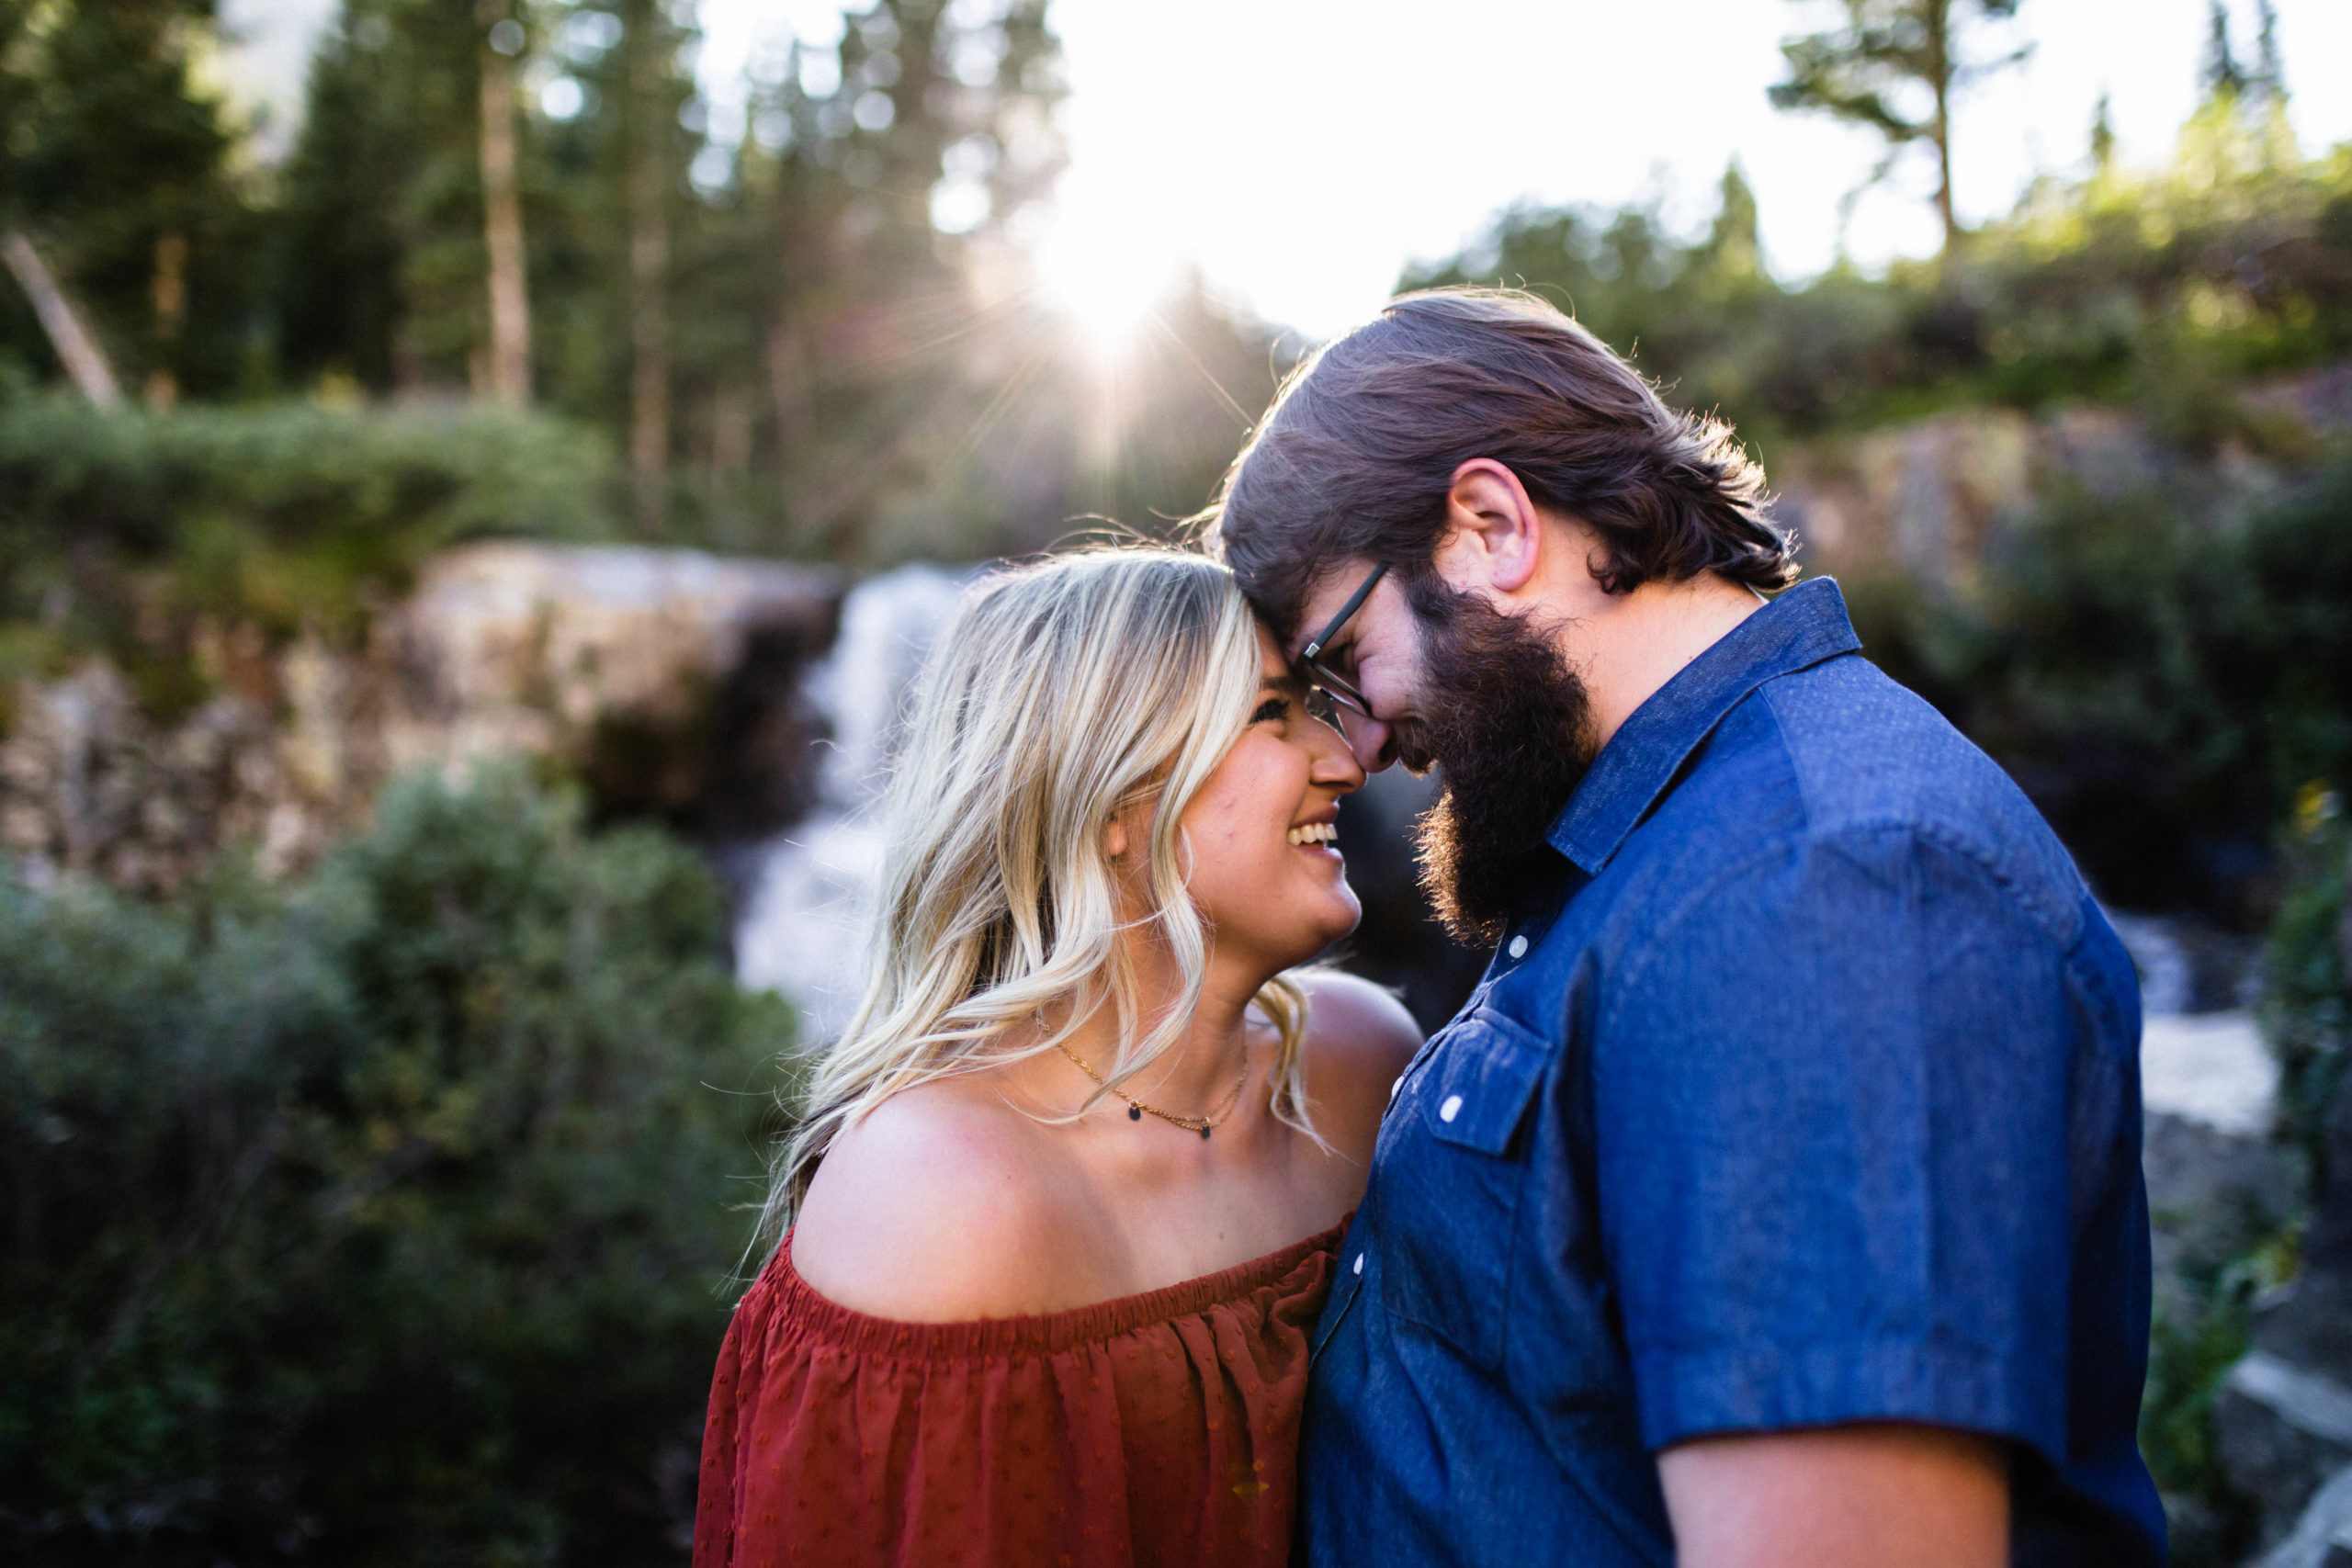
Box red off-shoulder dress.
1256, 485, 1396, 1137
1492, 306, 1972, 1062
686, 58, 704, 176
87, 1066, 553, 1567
692, 1220, 1346, 1568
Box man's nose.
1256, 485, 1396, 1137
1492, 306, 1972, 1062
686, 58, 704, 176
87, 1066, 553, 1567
1342, 716, 1394, 773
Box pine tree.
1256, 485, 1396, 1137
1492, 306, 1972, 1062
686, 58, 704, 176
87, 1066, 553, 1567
2200, 0, 2247, 99
0, 0, 248, 401
1769, 0, 2028, 254
277, 0, 548, 397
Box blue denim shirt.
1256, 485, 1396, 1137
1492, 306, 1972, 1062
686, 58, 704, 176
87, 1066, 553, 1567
1300, 580, 2163, 1567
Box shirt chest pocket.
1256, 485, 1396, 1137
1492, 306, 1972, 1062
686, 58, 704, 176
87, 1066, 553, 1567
1375, 1010, 1551, 1370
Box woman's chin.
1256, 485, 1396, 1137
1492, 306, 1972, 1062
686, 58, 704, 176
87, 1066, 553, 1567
1286, 895, 1363, 967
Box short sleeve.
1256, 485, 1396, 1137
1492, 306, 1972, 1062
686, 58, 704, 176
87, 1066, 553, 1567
1592, 823, 2086, 1466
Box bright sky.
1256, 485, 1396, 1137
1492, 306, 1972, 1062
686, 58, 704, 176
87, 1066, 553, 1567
226, 0, 2352, 340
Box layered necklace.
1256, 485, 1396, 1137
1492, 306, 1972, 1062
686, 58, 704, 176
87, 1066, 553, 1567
1053, 1041, 1251, 1140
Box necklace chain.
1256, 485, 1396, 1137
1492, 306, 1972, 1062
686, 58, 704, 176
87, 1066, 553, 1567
1053, 1041, 1251, 1137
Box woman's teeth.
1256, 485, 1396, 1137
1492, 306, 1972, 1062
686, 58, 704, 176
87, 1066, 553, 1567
1286, 823, 1338, 847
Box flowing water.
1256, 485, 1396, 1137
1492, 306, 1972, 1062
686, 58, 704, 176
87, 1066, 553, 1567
733, 565, 968, 1041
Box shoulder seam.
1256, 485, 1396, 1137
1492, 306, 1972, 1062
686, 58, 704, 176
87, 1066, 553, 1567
1602, 818, 2077, 1036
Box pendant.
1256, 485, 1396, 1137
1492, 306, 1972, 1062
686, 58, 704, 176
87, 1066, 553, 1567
1128, 1106, 1142, 1121
1200, 1126, 1212, 1140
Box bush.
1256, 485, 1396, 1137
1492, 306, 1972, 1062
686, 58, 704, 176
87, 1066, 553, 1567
1405, 125, 2352, 450
0, 767, 791, 1564
2265, 795, 2350, 1177
1843, 453, 2352, 922
0, 400, 620, 714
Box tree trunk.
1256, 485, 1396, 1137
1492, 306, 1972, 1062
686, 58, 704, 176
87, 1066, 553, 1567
147, 228, 187, 410
1928, 0, 1959, 254
627, 0, 671, 532
478, 1, 531, 406
0, 230, 122, 407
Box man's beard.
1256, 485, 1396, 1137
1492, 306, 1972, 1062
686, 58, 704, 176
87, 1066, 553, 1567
1396, 585, 1598, 948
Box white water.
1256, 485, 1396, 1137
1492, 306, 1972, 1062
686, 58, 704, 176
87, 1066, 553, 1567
2110, 912, 2278, 1136
734, 565, 969, 1041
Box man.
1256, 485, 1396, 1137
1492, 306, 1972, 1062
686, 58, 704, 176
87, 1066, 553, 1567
1210, 288, 2162, 1567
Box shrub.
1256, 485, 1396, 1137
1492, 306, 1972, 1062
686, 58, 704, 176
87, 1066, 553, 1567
2264, 795, 2350, 1177
0, 767, 791, 1564
0, 400, 621, 713
1843, 453, 2352, 922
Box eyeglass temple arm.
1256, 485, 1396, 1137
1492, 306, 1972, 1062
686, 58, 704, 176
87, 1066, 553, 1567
1299, 561, 1391, 662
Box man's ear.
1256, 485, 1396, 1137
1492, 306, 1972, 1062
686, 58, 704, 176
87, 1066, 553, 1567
1432, 459, 1544, 598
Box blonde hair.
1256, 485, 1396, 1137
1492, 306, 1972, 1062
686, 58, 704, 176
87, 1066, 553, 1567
755, 547, 1317, 1255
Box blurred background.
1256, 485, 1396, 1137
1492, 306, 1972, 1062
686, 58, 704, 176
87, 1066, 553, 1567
2, 0, 2349, 1562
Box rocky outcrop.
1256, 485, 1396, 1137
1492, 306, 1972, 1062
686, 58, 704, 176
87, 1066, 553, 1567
0, 543, 842, 894
1767, 389, 2325, 591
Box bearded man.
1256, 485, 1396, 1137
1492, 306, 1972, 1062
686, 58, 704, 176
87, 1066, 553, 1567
1210, 288, 2162, 1568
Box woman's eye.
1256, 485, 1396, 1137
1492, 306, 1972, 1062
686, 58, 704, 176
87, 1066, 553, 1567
1250, 697, 1290, 725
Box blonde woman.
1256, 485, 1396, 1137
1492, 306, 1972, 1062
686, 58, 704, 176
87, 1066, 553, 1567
693, 548, 1419, 1568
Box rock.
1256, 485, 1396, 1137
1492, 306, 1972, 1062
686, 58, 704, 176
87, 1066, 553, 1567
2222, 1048, 2352, 1551
0, 660, 320, 894
2255, 1463, 2352, 1568
2221, 1351, 2352, 1550
2143, 1012, 2279, 1138
2, 543, 845, 894
1771, 408, 2039, 592
377, 543, 838, 803
2144, 1109, 2303, 1327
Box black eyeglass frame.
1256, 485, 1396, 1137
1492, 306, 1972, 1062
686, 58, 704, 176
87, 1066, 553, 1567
1295, 561, 1389, 727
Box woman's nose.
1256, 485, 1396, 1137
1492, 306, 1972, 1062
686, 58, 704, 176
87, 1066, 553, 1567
1312, 718, 1373, 790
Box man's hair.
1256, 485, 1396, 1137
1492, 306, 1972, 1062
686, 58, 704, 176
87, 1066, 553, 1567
1204, 288, 1797, 638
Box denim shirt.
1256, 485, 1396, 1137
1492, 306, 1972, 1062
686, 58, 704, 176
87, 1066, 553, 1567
1299, 580, 2164, 1567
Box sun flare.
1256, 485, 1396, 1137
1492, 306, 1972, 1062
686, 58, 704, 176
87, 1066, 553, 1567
1035, 222, 1168, 367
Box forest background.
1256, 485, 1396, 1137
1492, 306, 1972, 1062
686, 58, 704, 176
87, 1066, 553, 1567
1, 0, 2349, 1563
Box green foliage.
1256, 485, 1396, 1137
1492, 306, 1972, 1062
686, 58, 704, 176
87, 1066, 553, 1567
2139, 1223, 2299, 1565
272, 0, 1077, 559
0, 1, 259, 400
1405, 127, 2352, 453
0, 398, 618, 714
2263, 795, 2349, 1175
0, 766, 793, 1563
1842, 454, 2352, 919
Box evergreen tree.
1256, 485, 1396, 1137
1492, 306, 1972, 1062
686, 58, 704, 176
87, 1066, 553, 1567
0, 0, 251, 401
277, 0, 552, 397
1769, 0, 2028, 254
2199, 0, 2247, 99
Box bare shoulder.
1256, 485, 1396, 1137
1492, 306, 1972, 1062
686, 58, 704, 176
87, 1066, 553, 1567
789, 1076, 1102, 1323
1294, 969, 1422, 1161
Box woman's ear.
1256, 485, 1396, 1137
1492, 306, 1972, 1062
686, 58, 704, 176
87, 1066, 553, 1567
1103, 815, 1129, 862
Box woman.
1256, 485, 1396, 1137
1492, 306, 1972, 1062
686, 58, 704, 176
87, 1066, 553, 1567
694, 547, 1419, 1568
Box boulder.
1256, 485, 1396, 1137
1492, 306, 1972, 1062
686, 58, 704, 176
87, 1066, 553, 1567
1, 543, 843, 892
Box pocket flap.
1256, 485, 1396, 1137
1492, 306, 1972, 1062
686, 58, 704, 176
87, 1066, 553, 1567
1424, 1010, 1550, 1156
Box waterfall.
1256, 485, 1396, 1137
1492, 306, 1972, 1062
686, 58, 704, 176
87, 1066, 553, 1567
734, 565, 969, 1040
2109, 910, 2276, 1135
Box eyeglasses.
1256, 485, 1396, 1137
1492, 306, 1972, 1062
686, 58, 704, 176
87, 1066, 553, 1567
1296, 561, 1388, 736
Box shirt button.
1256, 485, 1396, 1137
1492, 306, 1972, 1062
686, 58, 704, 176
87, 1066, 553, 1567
1439, 1094, 1464, 1122
1388, 1075, 1403, 1103
1508, 934, 1529, 959
1352, 1252, 1364, 1277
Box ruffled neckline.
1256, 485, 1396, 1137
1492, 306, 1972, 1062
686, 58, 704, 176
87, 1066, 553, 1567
770, 1216, 1348, 1362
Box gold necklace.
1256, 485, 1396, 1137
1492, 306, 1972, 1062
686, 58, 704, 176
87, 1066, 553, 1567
1052, 1041, 1251, 1140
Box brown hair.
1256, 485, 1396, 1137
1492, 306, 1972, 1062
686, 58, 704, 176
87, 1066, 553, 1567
1204, 288, 1796, 637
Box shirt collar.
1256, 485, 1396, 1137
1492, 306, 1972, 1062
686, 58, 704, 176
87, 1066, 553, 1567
1545, 577, 1861, 876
